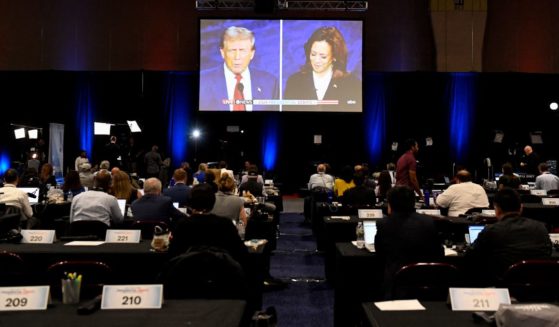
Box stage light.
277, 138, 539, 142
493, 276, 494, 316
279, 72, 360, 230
550, 102, 558, 110
94, 122, 112, 135
425, 137, 433, 147
127, 120, 142, 133
391, 142, 398, 151
530, 131, 543, 144
14, 128, 25, 139
28, 129, 38, 139
192, 129, 201, 139
493, 130, 504, 143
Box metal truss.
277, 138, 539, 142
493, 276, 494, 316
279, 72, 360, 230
196, 0, 368, 11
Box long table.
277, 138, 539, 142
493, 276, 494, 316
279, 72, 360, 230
0, 299, 246, 327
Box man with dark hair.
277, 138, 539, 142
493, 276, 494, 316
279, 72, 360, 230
239, 170, 264, 196
70, 171, 123, 226
0, 168, 34, 225
535, 162, 559, 191
131, 177, 185, 224
341, 173, 376, 207
163, 169, 192, 207
168, 184, 246, 261
375, 186, 444, 299
466, 188, 552, 283
435, 170, 489, 217
395, 139, 423, 200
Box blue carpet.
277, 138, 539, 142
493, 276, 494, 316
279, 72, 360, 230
263, 212, 333, 327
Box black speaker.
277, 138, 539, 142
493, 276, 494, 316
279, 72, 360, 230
255, 0, 276, 13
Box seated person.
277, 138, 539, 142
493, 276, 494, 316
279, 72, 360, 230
375, 186, 444, 299
239, 170, 264, 197
334, 165, 355, 198
341, 173, 376, 207
498, 163, 521, 190
435, 170, 489, 217
210, 175, 247, 225
70, 171, 123, 226
62, 170, 86, 200
535, 162, 559, 192
308, 163, 334, 190
0, 168, 34, 226
465, 188, 552, 284
131, 177, 185, 224
163, 168, 191, 207
240, 164, 264, 185
169, 183, 247, 262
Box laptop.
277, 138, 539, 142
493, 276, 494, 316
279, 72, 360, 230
17, 187, 40, 205
466, 225, 485, 245
363, 220, 377, 252
117, 199, 127, 217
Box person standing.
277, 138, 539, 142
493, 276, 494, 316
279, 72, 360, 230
395, 139, 423, 200
144, 145, 163, 179
520, 145, 540, 176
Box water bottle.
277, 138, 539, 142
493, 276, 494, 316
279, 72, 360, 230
66, 191, 73, 202
355, 221, 365, 248
327, 190, 334, 203
423, 188, 430, 207
237, 221, 246, 240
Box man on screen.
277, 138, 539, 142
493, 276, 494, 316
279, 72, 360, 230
199, 26, 279, 111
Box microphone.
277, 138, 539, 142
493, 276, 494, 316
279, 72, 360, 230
237, 83, 244, 94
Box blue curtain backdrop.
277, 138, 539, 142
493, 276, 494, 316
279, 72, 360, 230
164, 72, 192, 166
364, 73, 387, 165
261, 115, 279, 172
448, 73, 476, 163
76, 75, 95, 159
0, 149, 10, 174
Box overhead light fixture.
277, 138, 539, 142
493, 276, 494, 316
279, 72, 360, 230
28, 129, 38, 139
493, 130, 504, 143
425, 137, 433, 147
550, 102, 558, 110
127, 120, 142, 133
14, 128, 25, 139
94, 122, 112, 135
192, 129, 201, 139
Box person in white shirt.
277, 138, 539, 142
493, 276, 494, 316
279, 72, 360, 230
308, 163, 334, 190
535, 162, 559, 192
74, 150, 89, 171
435, 170, 489, 217
0, 168, 34, 225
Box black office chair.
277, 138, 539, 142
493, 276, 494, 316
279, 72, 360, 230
547, 189, 559, 197
464, 207, 489, 215
520, 194, 542, 204
47, 260, 113, 301
131, 220, 169, 240
502, 259, 559, 302
158, 246, 248, 300
0, 251, 31, 286
68, 220, 109, 240
393, 262, 461, 300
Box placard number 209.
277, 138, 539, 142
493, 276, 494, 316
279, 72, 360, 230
122, 296, 141, 305
5, 298, 28, 307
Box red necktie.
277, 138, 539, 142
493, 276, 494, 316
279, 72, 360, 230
233, 74, 245, 111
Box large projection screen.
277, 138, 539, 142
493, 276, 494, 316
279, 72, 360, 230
199, 19, 363, 112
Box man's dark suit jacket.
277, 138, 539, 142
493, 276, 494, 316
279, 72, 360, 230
341, 185, 376, 207
168, 213, 247, 263
130, 194, 184, 224
162, 183, 191, 207
199, 66, 279, 111
374, 212, 444, 298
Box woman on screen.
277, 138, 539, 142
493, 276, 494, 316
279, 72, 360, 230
284, 26, 361, 112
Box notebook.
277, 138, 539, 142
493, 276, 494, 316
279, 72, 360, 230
18, 187, 40, 204
466, 225, 485, 245
117, 199, 127, 217
363, 220, 377, 252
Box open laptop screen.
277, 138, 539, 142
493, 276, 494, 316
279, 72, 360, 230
17, 187, 39, 204
364, 221, 377, 244
468, 225, 485, 244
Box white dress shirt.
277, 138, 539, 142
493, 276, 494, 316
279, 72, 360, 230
435, 182, 489, 217
0, 184, 34, 221
224, 64, 253, 111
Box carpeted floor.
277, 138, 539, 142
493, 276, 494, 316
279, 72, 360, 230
262, 211, 334, 327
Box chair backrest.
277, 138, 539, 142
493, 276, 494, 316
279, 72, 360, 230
394, 262, 461, 300
47, 260, 112, 301
503, 259, 559, 302
131, 220, 169, 240
547, 189, 559, 197
520, 194, 542, 204
158, 246, 247, 300
68, 220, 108, 240
464, 207, 488, 215
0, 251, 30, 286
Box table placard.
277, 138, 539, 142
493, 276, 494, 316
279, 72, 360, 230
416, 209, 441, 216
105, 230, 141, 243
330, 216, 351, 220
449, 288, 510, 311
549, 233, 559, 244
101, 284, 163, 310
20, 230, 55, 244
530, 189, 547, 196
542, 198, 559, 206
358, 209, 383, 219
0, 286, 50, 311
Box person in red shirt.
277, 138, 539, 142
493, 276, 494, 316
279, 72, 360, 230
395, 139, 423, 200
